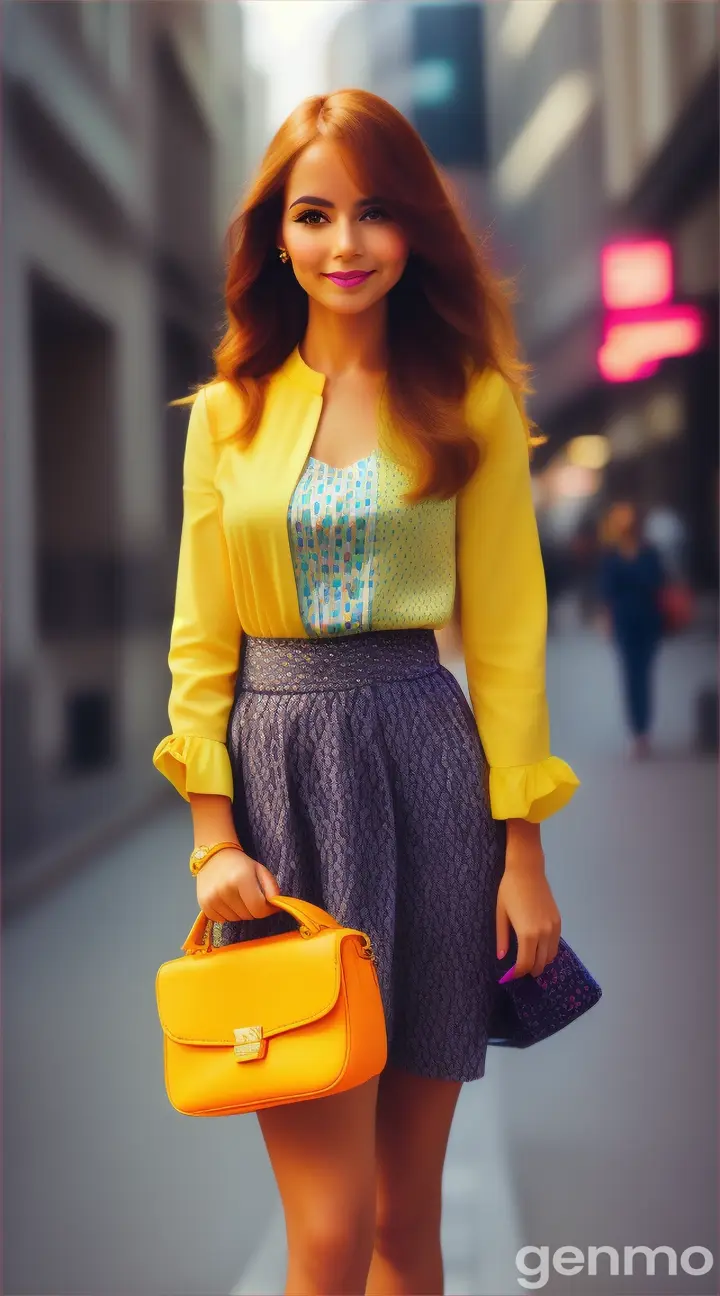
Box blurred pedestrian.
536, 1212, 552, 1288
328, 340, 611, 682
597, 502, 667, 758
154, 89, 581, 1295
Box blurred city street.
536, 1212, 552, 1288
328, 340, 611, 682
4, 621, 717, 1296
2, 2, 717, 1294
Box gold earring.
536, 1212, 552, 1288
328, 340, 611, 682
278, 247, 289, 263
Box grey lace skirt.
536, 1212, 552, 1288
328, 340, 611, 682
213, 629, 506, 1082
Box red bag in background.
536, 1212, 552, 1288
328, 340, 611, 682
658, 582, 695, 634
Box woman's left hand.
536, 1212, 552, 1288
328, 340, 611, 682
496, 820, 562, 979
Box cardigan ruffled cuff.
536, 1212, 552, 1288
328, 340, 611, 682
152, 734, 234, 802
489, 756, 580, 823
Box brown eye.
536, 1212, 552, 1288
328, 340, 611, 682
294, 210, 326, 225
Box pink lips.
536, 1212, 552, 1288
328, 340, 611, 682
324, 272, 373, 287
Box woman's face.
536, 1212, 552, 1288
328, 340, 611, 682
279, 139, 409, 316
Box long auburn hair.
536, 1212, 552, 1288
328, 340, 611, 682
204, 88, 542, 502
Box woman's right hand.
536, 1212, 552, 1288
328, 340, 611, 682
196, 847, 281, 923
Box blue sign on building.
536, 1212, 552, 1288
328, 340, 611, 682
411, 4, 487, 168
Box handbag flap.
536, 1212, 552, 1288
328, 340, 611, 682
156, 928, 349, 1046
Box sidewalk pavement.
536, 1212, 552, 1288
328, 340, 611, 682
3, 626, 717, 1295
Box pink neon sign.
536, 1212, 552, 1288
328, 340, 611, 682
602, 240, 673, 309
598, 305, 705, 383
599, 239, 704, 382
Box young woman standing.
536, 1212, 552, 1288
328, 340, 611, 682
154, 89, 580, 1296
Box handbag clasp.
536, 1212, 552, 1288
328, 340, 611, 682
233, 1025, 267, 1062
358, 934, 375, 962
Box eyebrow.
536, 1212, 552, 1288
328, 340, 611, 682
289, 194, 384, 210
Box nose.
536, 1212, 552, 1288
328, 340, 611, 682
333, 216, 362, 260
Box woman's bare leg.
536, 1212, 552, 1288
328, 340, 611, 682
365, 1064, 463, 1295
257, 1075, 379, 1296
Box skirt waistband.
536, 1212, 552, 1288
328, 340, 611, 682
238, 630, 440, 693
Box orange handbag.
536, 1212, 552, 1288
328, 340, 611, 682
155, 895, 387, 1117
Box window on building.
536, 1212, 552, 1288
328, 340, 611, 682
79, 0, 131, 88
411, 4, 487, 168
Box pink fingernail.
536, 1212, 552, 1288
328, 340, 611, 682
498, 966, 516, 984
497, 948, 507, 960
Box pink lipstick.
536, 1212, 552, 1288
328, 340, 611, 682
324, 271, 374, 288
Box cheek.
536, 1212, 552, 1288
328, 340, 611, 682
284, 222, 322, 266
377, 229, 409, 272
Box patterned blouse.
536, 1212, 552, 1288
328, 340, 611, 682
287, 450, 456, 636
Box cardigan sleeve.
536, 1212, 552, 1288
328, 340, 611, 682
152, 388, 242, 801
456, 369, 580, 822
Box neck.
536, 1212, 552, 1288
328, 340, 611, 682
300, 299, 388, 381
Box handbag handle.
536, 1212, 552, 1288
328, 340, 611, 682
182, 894, 342, 955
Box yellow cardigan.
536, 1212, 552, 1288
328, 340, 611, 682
153, 344, 580, 822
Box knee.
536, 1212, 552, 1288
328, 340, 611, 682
287, 1202, 375, 1288
374, 1197, 441, 1265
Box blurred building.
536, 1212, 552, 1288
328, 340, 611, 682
481, 1, 605, 424
481, 0, 718, 596
239, 59, 272, 180
326, 1, 490, 235
2, 0, 254, 894
329, 1, 718, 605
596, 1, 718, 592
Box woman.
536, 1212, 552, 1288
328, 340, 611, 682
153, 90, 580, 1296
597, 501, 667, 759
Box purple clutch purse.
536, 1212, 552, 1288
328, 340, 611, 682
488, 935, 602, 1048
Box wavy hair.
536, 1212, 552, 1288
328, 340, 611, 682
196, 88, 543, 502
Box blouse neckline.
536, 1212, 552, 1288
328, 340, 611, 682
307, 450, 379, 474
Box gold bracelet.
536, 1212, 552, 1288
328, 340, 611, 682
189, 841, 242, 877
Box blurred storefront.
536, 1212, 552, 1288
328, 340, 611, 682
596, 1, 719, 592
2, 0, 254, 899
481, 0, 718, 602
